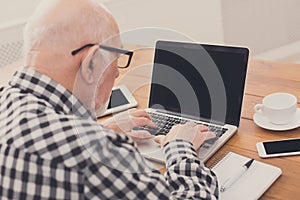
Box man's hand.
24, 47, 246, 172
154, 122, 216, 150
101, 108, 157, 140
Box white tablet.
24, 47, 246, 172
97, 85, 138, 117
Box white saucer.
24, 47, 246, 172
253, 108, 300, 131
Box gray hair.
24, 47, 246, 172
23, 0, 112, 58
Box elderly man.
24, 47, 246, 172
0, 0, 218, 199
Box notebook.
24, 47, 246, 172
136, 40, 249, 163
211, 152, 282, 200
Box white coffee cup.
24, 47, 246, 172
254, 93, 297, 125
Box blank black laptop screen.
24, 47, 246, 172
149, 41, 249, 126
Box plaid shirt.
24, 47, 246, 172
0, 67, 218, 200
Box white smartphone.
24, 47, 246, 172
256, 138, 300, 158
97, 85, 138, 117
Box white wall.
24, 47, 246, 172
0, 0, 40, 26
0, 0, 224, 45
105, 0, 224, 45
221, 0, 300, 58
0, 0, 300, 63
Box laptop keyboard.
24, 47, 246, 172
133, 111, 228, 145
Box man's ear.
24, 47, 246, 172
80, 46, 98, 84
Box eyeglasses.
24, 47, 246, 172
71, 43, 133, 68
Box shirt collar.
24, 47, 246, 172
9, 67, 96, 120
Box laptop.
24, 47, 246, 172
136, 40, 249, 163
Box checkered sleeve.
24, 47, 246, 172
0, 144, 84, 200
1, 68, 218, 199
164, 140, 219, 200
83, 130, 218, 199
82, 130, 171, 199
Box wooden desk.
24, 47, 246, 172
3, 47, 299, 199
112, 47, 300, 199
